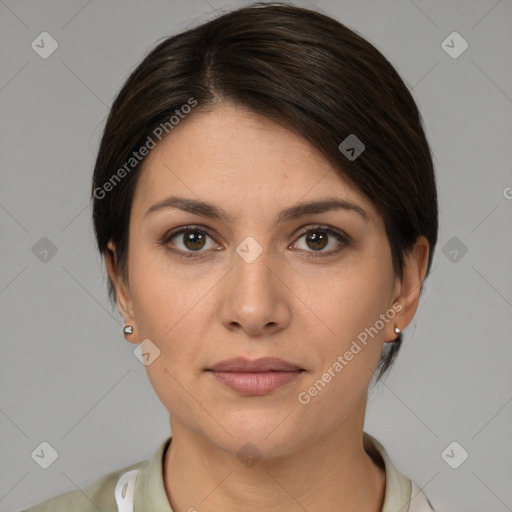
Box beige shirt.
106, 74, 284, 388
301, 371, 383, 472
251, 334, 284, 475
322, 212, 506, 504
22, 432, 435, 511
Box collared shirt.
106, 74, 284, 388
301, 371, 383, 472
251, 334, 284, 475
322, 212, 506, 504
22, 432, 435, 511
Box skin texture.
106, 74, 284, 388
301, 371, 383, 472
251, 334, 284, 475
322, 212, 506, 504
106, 103, 429, 511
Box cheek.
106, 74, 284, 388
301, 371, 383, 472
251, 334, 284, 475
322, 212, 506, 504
301, 252, 394, 389
127, 257, 210, 419
128, 240, 179, 322
310, 254, 394, 348
131, 277, 203, 357
128, 244, 222, 374
295, 274, 392, 427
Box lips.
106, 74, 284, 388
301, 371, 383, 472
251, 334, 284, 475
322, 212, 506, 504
208, 357, 304, 373
206, 357, 305, 395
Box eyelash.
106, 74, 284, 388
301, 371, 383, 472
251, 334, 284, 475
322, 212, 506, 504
160, 224, 351, 259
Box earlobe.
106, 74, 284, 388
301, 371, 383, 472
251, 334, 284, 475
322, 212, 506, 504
106, 240, 137, 337
382, 302, 403, 343
389, 236, 430, 338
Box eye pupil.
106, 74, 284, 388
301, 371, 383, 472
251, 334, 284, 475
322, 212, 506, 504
184, 231, 206, 250
306, 231, 328, 251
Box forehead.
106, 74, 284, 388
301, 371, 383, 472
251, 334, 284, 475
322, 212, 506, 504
132, 105, 378, 222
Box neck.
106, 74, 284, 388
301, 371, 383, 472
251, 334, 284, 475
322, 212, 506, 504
163, 401, 386, 512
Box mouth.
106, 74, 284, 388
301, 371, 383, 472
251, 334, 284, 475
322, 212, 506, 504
206, 357, 306, 395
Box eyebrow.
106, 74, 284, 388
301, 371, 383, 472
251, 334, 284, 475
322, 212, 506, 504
144, 195, 369, 223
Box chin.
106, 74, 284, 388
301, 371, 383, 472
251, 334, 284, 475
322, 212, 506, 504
200, 406, 308, 460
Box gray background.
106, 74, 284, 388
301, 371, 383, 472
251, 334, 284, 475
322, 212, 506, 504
1, 0, 511, 511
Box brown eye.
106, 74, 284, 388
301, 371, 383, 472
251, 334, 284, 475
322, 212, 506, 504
180, 230, 207, 251
292, 226, 349, 256
163, 226, 221, 256
304, 231, 329, 251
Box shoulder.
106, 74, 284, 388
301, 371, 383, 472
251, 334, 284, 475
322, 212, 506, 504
20, 459, 146, 512
363, 432, 437, 512
21, 437, 173, 512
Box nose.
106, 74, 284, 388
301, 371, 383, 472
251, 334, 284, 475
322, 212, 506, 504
218, 243, 292, 338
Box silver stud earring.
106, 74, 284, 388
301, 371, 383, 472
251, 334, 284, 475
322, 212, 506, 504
394, 326, 401, 335
123, 325, 134, 335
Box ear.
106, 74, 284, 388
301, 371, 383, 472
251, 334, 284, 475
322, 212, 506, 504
386, 236, 430, 341
106, 240, 137, 342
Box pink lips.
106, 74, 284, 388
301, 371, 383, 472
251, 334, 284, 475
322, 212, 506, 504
207, 357, 305, 395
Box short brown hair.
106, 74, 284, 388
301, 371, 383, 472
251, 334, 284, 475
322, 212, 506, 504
91, 2, 438, 381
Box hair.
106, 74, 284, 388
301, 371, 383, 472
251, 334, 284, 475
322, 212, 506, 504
91, 1, 438, 381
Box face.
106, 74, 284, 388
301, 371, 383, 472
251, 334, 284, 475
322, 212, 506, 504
109, 103, 423, 458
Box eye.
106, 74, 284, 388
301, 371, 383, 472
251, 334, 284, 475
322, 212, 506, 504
162, 226, 221, 256
291, 225, 350, 256
161, 224, 350, 259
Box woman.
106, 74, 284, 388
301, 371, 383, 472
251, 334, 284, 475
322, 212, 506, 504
24, 2, 438, 511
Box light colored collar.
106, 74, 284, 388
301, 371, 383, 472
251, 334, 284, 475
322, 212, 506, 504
117, 432, 429, 511
364, 432, 413, 511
